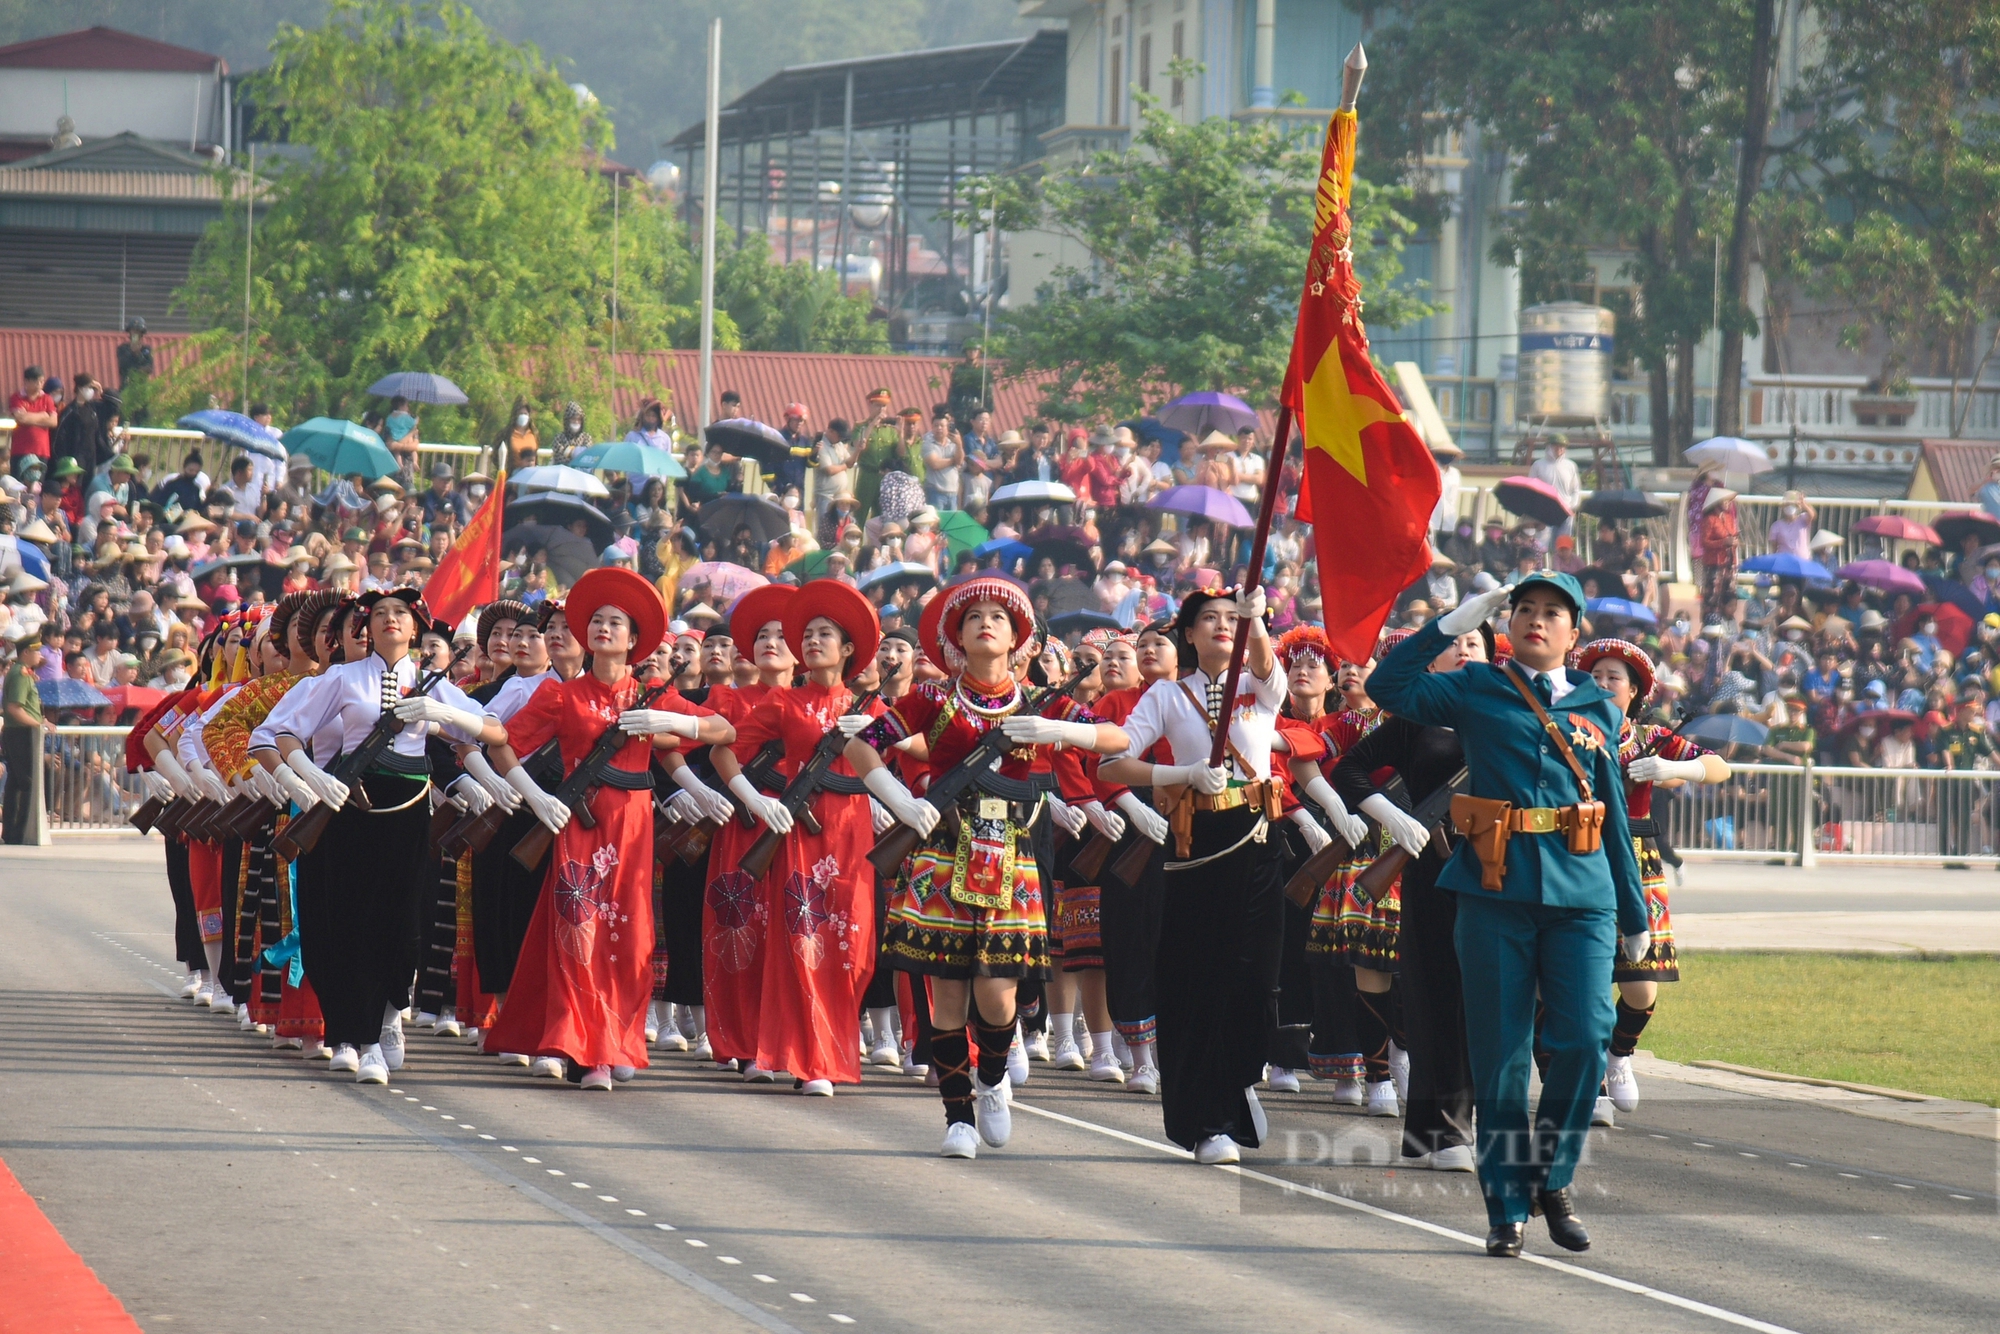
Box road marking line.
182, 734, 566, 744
1011, 1099, 1804, 1334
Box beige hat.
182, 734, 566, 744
1112, 425, 1138, 447
1143, 537, 1177, 557
1781, 489, 1806, 506
1858, 609, 1888, 631
403, 555, 435, 571
1199, 430, 1236, 451
9, 571, 49, 594
122, 538, 150, 560
909, 508, 939, 528
996, 429, 1024, 446
1430, 553, 1456, 570
1703, 488, 1738, 511
1780, 614, 1813, 631
682, 601, 722, 626
1809, 528, 1843, 550
284, 547, 315, 566
1405, 599, 1432, 615
321, 553, 358, 575
878, 522, 905, 538
176, 513, 216, 534
369, 476, 405, 495
18, 517, 58, 544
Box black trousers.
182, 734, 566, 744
1, 726, 35, 844
165, 836, 202, 971
657, 847, 707, 1006
1399, 854, 1475, 1158
1157, 807, 1287, 1151
218, 838, 244, 1001
861, 872, 898, 1009
1271, 822, 1318, 1069
296, 774, 429, 1049
1100, 837, 1164, 1038
470, 806, 544, 993
415, 851, 459, 1015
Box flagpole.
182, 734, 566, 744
1205, 403, 1292, 769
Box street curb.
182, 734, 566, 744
1634, 1051, 1999, 1141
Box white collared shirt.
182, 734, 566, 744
485, 669, 556, 724
1530, 664, 1576, 706
1115, 660, 1286, 781
260, 652, 482, 761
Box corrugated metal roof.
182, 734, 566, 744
608, 349, 1050, 430
0, 26, 223, 74
0, 327, 188, 390
1918, 439, 1995, 503
0, 168, 233, 201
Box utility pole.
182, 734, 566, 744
241, 143, 255, 412
698, 17, 722, 432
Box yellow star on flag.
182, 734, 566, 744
1301, 340, 1405, 485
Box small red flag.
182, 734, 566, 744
422, 474, 504, 633
1285, 110, 1440, 665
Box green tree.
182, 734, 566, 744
979, 78, 1433, 422
136, 0, 695, 441
713, 234, 889, 353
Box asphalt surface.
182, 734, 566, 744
3, 843, 1996, 1334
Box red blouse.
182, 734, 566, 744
858, 675, 1096, 802
504, 672, 712, 778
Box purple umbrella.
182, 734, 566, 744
1148, 484, 1254, 528
1835, 560, 1927, 596
1156, 391, 1260, 437
1494, 475, 1573, 526
678, 561, 769, 604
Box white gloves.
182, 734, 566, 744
620, 708, 701, 739
1234, 585, 1267, 621
190, 763, 229, 803
1628, 756, 1707, 784
1302, 775, 1369, 848
284, 750, 350, 809
836, 713, 873, 739
1080, 799, 1126, 842
1621, 930, 1652, 964
152, 750, 196, 799
461, 749, 520, 812
728, 773, 793, 834
869, 796, 895, 834
1360, 793, 1429, 856
139, 769, 175, 802
448, 775, 493, 815
1438, 582, 1513, 637
670, 765, 736, 824
1114, 791, 1169, 845
246, 765, 285, 805
1156, 762, 1229, 795
506, 764, 570, 834
393, 694, 485, 737
1290, 808, 1333, 853
863, 765, 938, 836
663, 790, 702, 823
270, 763, 319, 811
1046, 795, 1088, 837
999, 716, 1100, 749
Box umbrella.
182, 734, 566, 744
1835, 560, 1927, 596
1024, 525, 1097, 573
101, 684, 166, 713
1149, 484, 1254, 528
1853, 514, 1941, 545
785, 549, 835, 578
1585, 597, 1658, 626
11, 537, 49, 582
191, 553, 268, 581
1834, 708, 1919, 737
500, 522, 598, 587
988, 480, 1076, 506
1740, 552, 1833, 582
936, 510, 989, 553
1121, 417, 1186, 451
1684, 437, 1776, 475
975, 537, 1033, 570
705, 417, 795, 468
1050, 608, 1123, 636
1891, 602, 1974, 657
568, 439, 687, 479
678, 561, 769, 604
504, 493, 614, 549
1493, 475, 1573, 526
282, 417, 398, 481
1678, 714, 1768, 753
1932, 511, 2000, 551
1580, 489, 1668, 519
1156, 391, 1260, 437
513, 464, 611, 498
38, 678, 110, 710
1924, 577, 1987, 623
177, 409, 285, 460
366, 371, 468, 405
695, 494, 792, 546
857, 562, 939, 596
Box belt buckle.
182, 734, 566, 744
977, 797, 1007, 821
1522, 807, 1558, 834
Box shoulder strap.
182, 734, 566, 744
1502, 662, 1594, 803
1177, 678, 1255, 779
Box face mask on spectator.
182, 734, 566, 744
515, 413, 529, 428
80, 386, 96, 402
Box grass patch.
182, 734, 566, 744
1646, 951, 2000, 1107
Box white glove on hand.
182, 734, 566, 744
270, 763, 319, 811
728, 774, 793, 834
1114, 791, 1169, 845
1360, 792, 1430, 856
430, 784, 453, 814
1621, 930, 1652, 964
505, 765, 570, 835
247, 765, 285, 805
461, 749, 519, 812
836, 713, 874, 739
1290, 808, 1333, 853
999, 716, 1100, 748
191, 764, 229, 803
1438, 582, 1513, 637
1303, 775, 1369, 848
869, 796, 895, 834
1627, 756, 1707, 784
1081, 799, 1126, 842
1234, 585, 1267, 622
449, 775, 493, 816
141, 769, 176, 802
1157, 763, 1229, 795
152, 750, 196, 800
1046, 795, 1088, 838
393, 695, 484, 737
670, 764, 736, 824
663, 790, 702, 823
864, 765, 938, 836
620, 708, 700, 739
284, 750, 350, 809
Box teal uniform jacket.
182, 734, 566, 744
1368, 620, 1648, 937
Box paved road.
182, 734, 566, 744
3, 844, 1996, 1334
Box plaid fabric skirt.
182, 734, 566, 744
1613, 835, 1680, 982
884, 824, 1050, 980
1304, 826, 1401, 972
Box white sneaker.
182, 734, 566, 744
207, 985, 235, 1011
237, 1005, 255, 1030
1245, 1087, 1268, 1143
657, 1028, 690, 1052
581, 1064, 613, 1091
1605, 1054, 1640, 1112
530, 1057, 567, 1080
644, 1002, 661, 1045
676, 1004, 700, 1040
1267, 1066, 1301, 1093
868, 1033, 901, 1067
691, 1032, 713, 1061
742, 1063, 776, 1083
498, 1051, 531, 1066
1006, 1031, 1030, 1087
940, 1122, 980, 1159
379, 1017, 406, 1072
1331, 1077, 1365, 1106
304, 1039, 330, 1061
1365, 1081, 1400, 1118
1052, 1034, 1086, 1071
1591, 1095, 1617, 1127
327, 1044, 360, 1074
1111, 1031, 1133, 1072
901, 1048, 929, 1079
274, 1035, 303, 1051
1195, 1135, 1241, 1165
800, 1078, 834, 1096
973, 1072, 1013, 1148
462, 1027, 481, 1046
1024, 1028, 1051, 1063
356, 1046, 389, 1085
610, 1065, 637, 1083
1388, 1041, 1411, 1104
180, 973, 204, 998
433, 1010, 463, 1039
1087, 1047, 1126, 1084
413, 1010, 439, 1028
1429, 1144, 1476, 1172
1128, 1062, 1160, 1095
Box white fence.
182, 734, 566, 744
27, 727, 144, 832
1662, 761, 2000, 866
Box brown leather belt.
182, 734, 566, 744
1191, 780, 1275, 813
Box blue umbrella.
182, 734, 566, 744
13, 537, 49, 582
366, 371, 468, 405
1119, 417, 1186, 451
568, 439, 688, 479
1156, 391, 1260, 437
975, 537, 1032, 570
281, 417, 399, 481
38, 678, 110, 710
1679, 714, 1769, 753
1585, 597, 1658, 625
177, 409, 286, 460
1740, 552, 1833, 582
857, 562, 939, 595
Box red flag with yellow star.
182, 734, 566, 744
422, 471, 504, 633
1286, 109, 1440, 665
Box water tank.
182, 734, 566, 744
1516, 302, 1614, 424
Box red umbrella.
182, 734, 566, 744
101, 685, 166, 713
1493, 475, 1573, 527
1834, 708, 1918, 736
1853, 514, 1941, 544
1891, 602, 1972, 656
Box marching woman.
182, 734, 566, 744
1575, 638, 1726, 1116
722, 579, 883, 1096
844, 574, 1128, 1158
481, 569, 734, 1090
139, 622, 231, 1001
175, 613, 251, 1015
1101, 585, 1288, 1165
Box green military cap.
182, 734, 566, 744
1509, 569, 1585, 620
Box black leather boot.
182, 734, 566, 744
1485, 1222, 1525, 1257
1531, 1186, 1591, 1252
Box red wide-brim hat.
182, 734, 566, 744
784, 578, 881, 679
1575, 637, 1656, 699
918, 573, 1035, 674
728, 583, 796, 649
568, 567, 668, 661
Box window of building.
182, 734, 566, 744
1110, 46, 1122, 124
1140, 33, 1152, 95
1171, 20, 1184, 106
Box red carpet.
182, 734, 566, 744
0, 1156, 142, 1333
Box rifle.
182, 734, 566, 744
1349, 767, 1469, 904
738, 693, 879, 880
1069, 824, 1116, 884
660, 738, 780, 864
128, 790, 168, 834
273, 650, 468, 862
439, 741, 560, 859
509, 683, 671, 872
1280, 774, 1405, 908
867, 665, 1094, 879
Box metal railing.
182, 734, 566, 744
1663, 761, 2000, 866
40, 726, 144, 832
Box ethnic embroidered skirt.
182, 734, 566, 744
884, 820, 1049, 981
1613, 835, 1679, 982
1304, 825, 1401, 972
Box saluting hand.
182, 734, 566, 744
1438, 582, 1513, 637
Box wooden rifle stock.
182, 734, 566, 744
428, 797, 460, 850
1069, 828, 1117, 883
1109, 829, 1160, 887
221, 794, 276, 842
1353, 843, 1412, 903
129, 793, 167, 834
738, 695, 877, 881
441, 800, 508, 859
1282, 828, 1355, 908
151, 797, 194, 839
510, 819, 555, 872
273, 800, 331, 861
509, 682, 672, 872
866, 821, 923, 879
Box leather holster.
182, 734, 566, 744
1450, 793, 1513, 892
